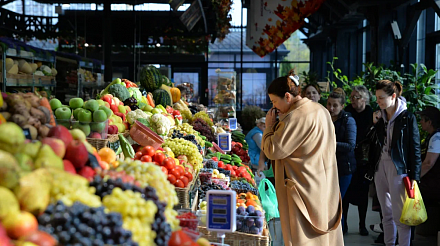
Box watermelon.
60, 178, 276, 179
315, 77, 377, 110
161, 75, 172, 86
152, 89, 172, 107
139, 66, 162, 92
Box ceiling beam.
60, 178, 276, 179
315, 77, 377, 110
0, 0, 15, 7
429, 0, 440, 17
400, 7, 422, 47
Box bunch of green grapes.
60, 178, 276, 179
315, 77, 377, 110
173, 102, 192, 122
50, 171, 101, 207
174, 123, 204, 147
165, 208, 180, 231
193, 111, 213, 127
115, 160, 179, 208
103, 188, 157, 246
161, 138, 203, 171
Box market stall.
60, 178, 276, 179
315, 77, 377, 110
0, 64, 271, 246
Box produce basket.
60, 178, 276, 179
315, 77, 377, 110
198, 226, 270, 246
175, 180, 197, 209
106, 130, 129, 143
86, 138, 109, 151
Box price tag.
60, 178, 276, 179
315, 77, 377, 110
228, 118, 237, 130
22, 128, 32, 140
206, 190, 236, 232
217, 133, 231, 152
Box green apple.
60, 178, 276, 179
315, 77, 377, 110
50, 98, 62, 110
55, 107, 71, 120
73, 108, 85, 120
84, 99, 99, 112
99, 106, 112, 119
97, 99, 105, 107
70, 129, 86, 142
91, 121, 106, 133
78, 110, 92, 123
73, 122, 91, 137
93, 110, 107, 123
143, 105, 153, 112
57, 120, 71, 129
118, 105, 126, 114
69, 98, 84, 109
151, 108, 161, 115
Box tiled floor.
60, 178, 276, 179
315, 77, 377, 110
343, 198, 437, 246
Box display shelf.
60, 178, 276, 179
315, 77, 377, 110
213, 70, 236, 119
5, 53, 54, 63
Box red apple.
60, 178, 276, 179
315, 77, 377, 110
89, 132, 101, 139
0, 223, 13, 246
47, 125, 73, 147
63, 160, 76, 174
2, 211, 38, 239
64, 140, 89, 169
177, 155, 188, 162
41, 137, 65, 158
78, 166, 95, 181
19, 230, 57, 246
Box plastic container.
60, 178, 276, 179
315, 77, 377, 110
196, 210, 207, 226
235, 214, 265, 235
176, 209, 199, 231
211, 177, 229, 189
199, 172, 213, 185
129, 120, 163, 149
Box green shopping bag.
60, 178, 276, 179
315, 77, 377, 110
399, 182, 428, 226
258, 178, 280, 222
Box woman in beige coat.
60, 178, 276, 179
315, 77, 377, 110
261, 76, 344, 245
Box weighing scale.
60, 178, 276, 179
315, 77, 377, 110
228, 118, 238, 130
206, 190, 236, 244
217, 133, 232, 152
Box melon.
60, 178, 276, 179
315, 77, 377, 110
139, 66, 162, 92
152, 89, 172, 107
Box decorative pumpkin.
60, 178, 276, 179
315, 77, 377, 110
170, 87, 181, 103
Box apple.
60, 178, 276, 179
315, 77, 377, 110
73, 108, 85, 120
110, 105, 119, 113
91, 121, 106, 133
93, 110, 107, 123
73, 122, 91, 137
97, 99, 105, 107
101, 95, 112, 105
143, 105, 153, 112
18, 230, 57, 246
63, 159, 76, 174
104, 102, 110, 108
151, 108, 161, 115
47, 125, 73, 147
49, 98, 62, 111
84, 99, 99, 112
177, 155, 188, 162
2, 211, 38, 239
99, 106, 112, 119
78, 110, 92, 123
89, 132, 101, 139
41, 137, 65, 158
118, 105, 126, 114
124, 106, 131, 113
69, 97, 84, 109
70, 129, 86, 142
54, 107, 71, 120
64, 140, 89, 169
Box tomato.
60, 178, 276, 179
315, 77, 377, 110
232, 166, 238, 171
174, 179, 184, 188
134, 151, 143, 160
154, 161, 160, 166
218, 161, 224, 168
140, 155, 152, 162
230, 170, 236, 177
153, 152, 166, 164
141, 146, 156, 157
168, 230, 194, 246
211, 157, 218, 161
184, 171, 193, 182
163, 157, 176, 170
175, 165, 185, 176
167, 174, 177, 184
161, 166, 168, 175
170, 168, 180, 178
180, 176, 189, 187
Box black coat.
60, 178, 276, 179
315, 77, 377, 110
368, 110, 422, 181
334, 110, 357, 176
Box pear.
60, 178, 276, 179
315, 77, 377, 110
14, 153, 34, 172
0, 123, 26, 154
18, 141, 42, 160
0, 187, 20, 220
0, 150, 22, 189
14, 168, 51, 216
34, 145, 63, 170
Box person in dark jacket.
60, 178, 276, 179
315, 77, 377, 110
369, 80, 422, 246
326, 88, 357, 234
343, 85, 373, 236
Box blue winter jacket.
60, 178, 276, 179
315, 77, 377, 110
333, 110, 357, 176
245, 126, 263, 166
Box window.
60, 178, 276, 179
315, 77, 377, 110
173, 72, 200, 103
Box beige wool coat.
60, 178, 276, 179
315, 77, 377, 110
262, 98, 344, 246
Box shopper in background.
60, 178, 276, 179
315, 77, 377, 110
326, 88, 357, 235
302, 84, 322, 103
343, 85, 373, 236
262, 75, 343, 245
416, 106, 440, 203
369, 80, 422, 246
246, 117, 273, 179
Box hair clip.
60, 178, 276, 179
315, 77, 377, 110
289, 75, 299, 86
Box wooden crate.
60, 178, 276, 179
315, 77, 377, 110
198, 226, 270, 246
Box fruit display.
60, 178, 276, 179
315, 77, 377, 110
170, 130, 202, 153
176, 211, 199, 231
161, 138, 203, 171
139, 66, 163, 92
172, 123, 205, 147
236, 205, 265, 235
192, 118, 216, 143
197, 183, 226, 202
192, 111, 213, 127
231, 180, 258, 196
173, 99, 192, 122
231, 142, 250, 163
231, 130, 249, 150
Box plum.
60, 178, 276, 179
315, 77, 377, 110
250, 226, 260, 235
255, 210, 263, 217
255, 218, 264, 228
246, 205, 255, 214
236, 220, 243, 230
246, 218, 255, 228
237, 206, 246, 215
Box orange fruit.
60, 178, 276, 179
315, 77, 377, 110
98, 147, 116, 164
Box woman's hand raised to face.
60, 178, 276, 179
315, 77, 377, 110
373, 110, 382, 124
266, 108, 278, 129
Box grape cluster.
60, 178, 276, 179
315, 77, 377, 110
173, 123, 204, 147
170, 130, 202, 153
231, 180, 258, 195
90, 176, 143, 199
38, 201, 137, 246
205, 159, 218, 169
192, 118, 216, 143
218, 168, 231, 177
161, 138, 203, 171
197, 184, 225, 201
124, 97, 139, 110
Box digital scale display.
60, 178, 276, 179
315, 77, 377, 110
229, 118, 237, 130
207, 190, 236, 232
213, 217, 227, 223
213, 199, 227, 205
217, 133, 231, 152
213, 209, 227, 215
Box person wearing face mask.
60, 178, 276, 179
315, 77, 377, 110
262, 76, 344, 246
342, 85, 373, 236
302, 84, 322, 103
326, 88, 357, 235
368, 80, 422, 246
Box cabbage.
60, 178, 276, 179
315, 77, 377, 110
40, 65, 52, 76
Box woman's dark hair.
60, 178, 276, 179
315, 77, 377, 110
267, 76, 301, 98
301, 84, 321, 97
328, 88, 346, 105
376, 80, 403, 98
